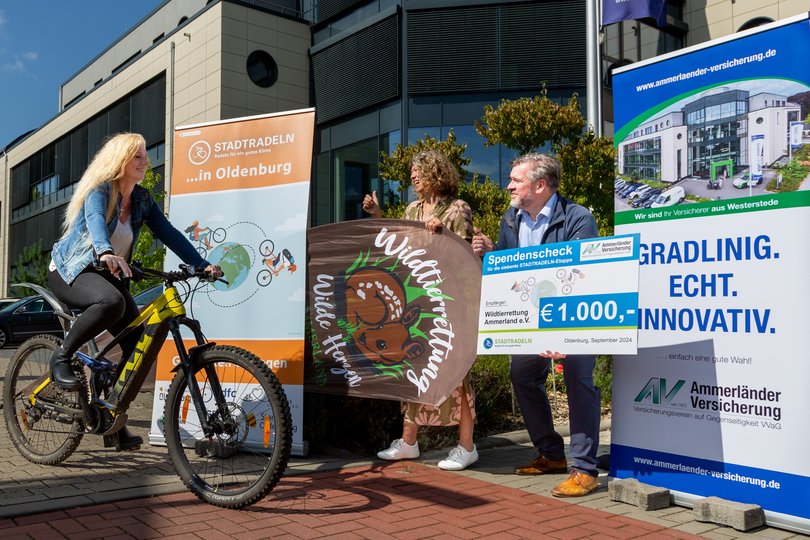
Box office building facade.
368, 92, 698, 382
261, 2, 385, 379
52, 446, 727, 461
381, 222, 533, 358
0, 0, 806, 293
0, 0, 310, 293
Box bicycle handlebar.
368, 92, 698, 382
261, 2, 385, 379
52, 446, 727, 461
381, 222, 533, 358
96, 261, 229, 285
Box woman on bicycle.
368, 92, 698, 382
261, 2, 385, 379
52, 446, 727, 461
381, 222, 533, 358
48, 132, 221, 451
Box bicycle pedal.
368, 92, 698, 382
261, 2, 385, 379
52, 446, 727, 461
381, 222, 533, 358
100, 413, 128, 436
103, 434, 119, 449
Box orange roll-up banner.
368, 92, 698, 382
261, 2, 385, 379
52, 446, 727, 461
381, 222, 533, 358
149, 109, 314, 455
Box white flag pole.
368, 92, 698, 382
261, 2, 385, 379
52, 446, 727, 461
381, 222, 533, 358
586, 0, 602, 137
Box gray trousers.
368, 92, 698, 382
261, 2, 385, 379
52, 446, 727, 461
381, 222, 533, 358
510, 354, 601, 476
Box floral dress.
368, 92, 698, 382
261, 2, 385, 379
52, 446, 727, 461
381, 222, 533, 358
401, 197, 476, 426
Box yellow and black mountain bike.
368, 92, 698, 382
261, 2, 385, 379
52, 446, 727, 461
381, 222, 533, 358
2, 263, 292, 508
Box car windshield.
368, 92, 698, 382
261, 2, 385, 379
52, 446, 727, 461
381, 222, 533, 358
1, 297, 30, 313
134, 285, 163, 307
654, 195, 666, 204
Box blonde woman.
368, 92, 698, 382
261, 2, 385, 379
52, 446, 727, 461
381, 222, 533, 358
48, 133, 221, 451
363, 149, 478, 471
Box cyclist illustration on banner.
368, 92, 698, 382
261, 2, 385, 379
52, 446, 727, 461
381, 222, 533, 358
177, 218, 301, 305
511, 268, 586, 305
257, 239, 297, 286
184, 219, 226, 257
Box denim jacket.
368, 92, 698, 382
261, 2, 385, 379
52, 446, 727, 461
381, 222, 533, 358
51, 182, 208, 284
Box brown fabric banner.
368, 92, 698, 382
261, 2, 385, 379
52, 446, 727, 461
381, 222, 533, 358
306, 219, 482, 406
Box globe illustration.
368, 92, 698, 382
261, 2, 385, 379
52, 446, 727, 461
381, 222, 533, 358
529, 279, 557, 308
207, 242, 250, 291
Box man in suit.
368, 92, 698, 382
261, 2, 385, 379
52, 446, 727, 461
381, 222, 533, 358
472, 153, 601, 497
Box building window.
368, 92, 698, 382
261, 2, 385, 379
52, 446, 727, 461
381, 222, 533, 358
738, 17, 773, 32
246, 50, 279, 88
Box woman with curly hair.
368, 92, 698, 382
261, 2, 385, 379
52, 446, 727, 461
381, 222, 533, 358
363, 149, 478, 471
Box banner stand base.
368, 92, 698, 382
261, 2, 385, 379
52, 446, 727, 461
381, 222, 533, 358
670, 490, 810, 535
148, 433, 309, 457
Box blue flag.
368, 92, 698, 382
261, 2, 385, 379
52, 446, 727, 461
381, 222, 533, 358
602, 0, 667, 28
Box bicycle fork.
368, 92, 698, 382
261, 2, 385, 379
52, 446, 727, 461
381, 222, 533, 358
167, 317, 233, 440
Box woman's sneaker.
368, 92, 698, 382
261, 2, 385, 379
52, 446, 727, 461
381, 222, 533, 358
377, 439, 420, 460
438, 444, 478, 471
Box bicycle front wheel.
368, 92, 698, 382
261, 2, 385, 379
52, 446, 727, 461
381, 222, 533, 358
3, 335, 84, 464
164, 345, 292, 508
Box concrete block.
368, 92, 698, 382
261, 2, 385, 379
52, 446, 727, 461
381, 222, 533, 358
692, 496, 765, 531
608, 478, 672, 510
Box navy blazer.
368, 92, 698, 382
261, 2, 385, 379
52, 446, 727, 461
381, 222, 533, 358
494, 194, 598, 250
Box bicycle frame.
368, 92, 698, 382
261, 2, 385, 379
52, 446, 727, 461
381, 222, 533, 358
24, 278, 226, 439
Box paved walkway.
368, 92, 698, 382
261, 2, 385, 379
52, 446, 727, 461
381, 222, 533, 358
0, 348, 805, 538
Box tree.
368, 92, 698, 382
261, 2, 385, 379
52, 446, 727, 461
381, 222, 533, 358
379, 130, 471, 191
475, 87, 616, 235
10, 239, 50, 296
475, 87, 585, 155
130, 166, 166, 294
556, 131, 617, 234
378, 131, 510, 239
458, 174, 510, 241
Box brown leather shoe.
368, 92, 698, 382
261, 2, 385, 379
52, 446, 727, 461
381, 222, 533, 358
550, 470, 599, 497
514, 454, 568, 475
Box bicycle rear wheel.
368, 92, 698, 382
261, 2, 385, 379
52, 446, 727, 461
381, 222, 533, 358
3, 335, 84, 464
164, 345, 292, 508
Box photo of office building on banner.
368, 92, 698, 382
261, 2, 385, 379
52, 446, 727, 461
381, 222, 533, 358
617, 86, 803, 186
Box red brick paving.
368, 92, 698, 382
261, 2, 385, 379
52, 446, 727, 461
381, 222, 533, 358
0, 462, 702, 539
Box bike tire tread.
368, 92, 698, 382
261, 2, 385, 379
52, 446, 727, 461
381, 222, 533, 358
2, 334, 84, 465
164, 344, 292, 508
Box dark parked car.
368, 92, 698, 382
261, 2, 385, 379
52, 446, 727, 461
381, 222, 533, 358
0, 298, 20, 311
618, 182, 641, 198
0, 296, 76, 348
631, 188, 662, 208
134, 285, 164, 309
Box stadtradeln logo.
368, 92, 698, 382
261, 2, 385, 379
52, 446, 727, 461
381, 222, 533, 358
635, 377, 686, 405
483, 338, 493, 349
188, 140, 211, 165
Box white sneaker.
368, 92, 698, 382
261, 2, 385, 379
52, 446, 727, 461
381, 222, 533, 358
438, 444, 479, 471
377, 439, 420, 460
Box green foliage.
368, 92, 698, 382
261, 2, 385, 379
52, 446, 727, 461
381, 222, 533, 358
304, 393, 404, 455
594, 355, 613, 406
475, 87, 585, 154
475, 87, 616, 237
557, 132, 616, 236
131, 167, 167, 294
795, 144, 810, 162
458, 174, 510, 240
469, 355, 519, 431
379, 130, 471, 193
378, 133, 510, 241
381, 202, 407, 219
546, 361, 566, 394
766, 159, 810, 192
10, 239, 50, 295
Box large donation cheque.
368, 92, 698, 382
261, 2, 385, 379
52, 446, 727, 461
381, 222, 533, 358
477, 234, 640, 355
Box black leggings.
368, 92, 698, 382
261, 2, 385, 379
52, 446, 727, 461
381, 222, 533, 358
48, 268, 142, 361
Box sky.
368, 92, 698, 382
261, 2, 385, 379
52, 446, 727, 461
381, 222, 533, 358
0, 0, 164, 149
